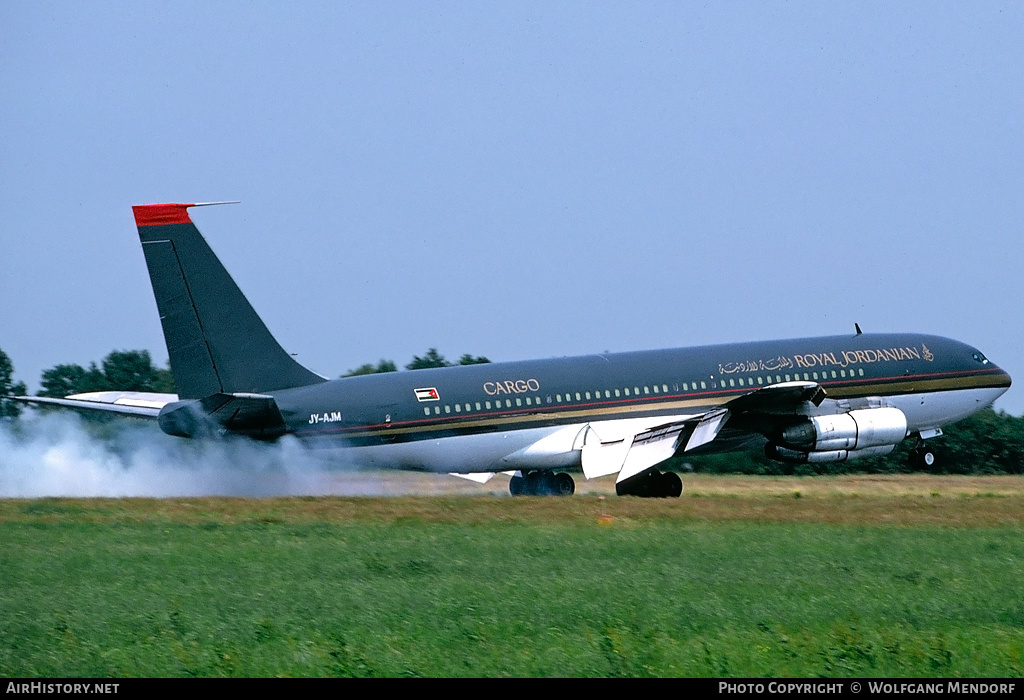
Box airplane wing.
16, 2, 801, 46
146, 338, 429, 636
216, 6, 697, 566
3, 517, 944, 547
583, 381, 827, 483
6, 391, 177, 418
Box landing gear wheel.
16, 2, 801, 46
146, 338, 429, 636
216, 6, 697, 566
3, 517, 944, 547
509, 474, 526, 496
511, 471, 575, 496
554, 472, 575, 496
909, 446, 938, 471
524, 471, 545, 495
616, 468, 683, 498
661, 472, 683, 498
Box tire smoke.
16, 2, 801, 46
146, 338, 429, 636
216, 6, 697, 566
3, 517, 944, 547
0, 412, 394, 497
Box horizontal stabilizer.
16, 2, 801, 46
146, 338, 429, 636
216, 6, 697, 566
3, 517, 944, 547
7, 391, 176, 418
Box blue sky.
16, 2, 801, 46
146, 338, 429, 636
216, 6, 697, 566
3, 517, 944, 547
2, 2, 1022, 414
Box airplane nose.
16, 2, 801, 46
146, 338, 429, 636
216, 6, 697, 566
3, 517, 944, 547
998, 368, 1012, 389
987, 366, 1012, 398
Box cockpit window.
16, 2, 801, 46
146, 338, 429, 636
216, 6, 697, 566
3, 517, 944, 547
972, 352, 990, 365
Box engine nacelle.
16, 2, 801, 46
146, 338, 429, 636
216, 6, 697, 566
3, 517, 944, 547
158, 400, 221, 438
779, 407, 908, 452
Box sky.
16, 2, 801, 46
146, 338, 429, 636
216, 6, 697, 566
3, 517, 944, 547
2, 2, 1022, 414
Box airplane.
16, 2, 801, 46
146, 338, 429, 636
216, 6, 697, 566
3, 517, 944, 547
12, 202, 1012, 497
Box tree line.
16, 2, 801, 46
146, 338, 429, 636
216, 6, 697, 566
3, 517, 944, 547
0, 346, 488, 417
2, 345, 1022, 474
343, 348, 490, 376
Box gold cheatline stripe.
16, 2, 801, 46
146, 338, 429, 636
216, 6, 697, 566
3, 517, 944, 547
826, 373, 1007, 397
312, 373, 1004, 440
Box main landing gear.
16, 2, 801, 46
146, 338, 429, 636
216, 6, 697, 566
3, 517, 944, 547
509, 470, 576, 496
615, 467, 683, 498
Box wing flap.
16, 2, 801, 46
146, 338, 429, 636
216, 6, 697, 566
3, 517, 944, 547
581, 414, 699, 481
449, 472, 495, 483
683, 408, 731, 451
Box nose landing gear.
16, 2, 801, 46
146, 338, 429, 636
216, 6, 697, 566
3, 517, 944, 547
908, 445, 937, 470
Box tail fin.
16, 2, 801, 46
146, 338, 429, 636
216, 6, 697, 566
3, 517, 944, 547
132, 203, 326, 399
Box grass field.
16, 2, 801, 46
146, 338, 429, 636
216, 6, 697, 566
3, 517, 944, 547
2, 474, 1023, 677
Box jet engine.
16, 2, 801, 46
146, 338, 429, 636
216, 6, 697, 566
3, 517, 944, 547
766, 407, 908, 463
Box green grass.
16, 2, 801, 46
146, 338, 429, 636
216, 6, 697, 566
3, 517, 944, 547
2, 495, 1023, 677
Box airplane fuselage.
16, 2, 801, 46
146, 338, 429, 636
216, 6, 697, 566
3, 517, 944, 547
269, 332, 1010, 473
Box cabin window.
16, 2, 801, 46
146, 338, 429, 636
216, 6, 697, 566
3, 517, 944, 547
663, 384, 669, 393
525, 397, 531, 405
424, 407, 431, 416
812, 372, 818, 380
583, 391, 590, 400
642, 386, 649, 394
434, 406, 440, 415
444, 405, 451, 414
757, 376, 763, 385
535, 396, 542, 404
738, 378, 744, 386
700, 381, 707, 389
546, 396, 552, 404
652, 385, 659, 394
476, 402, 482, 410
831, 371, 836, 379
624, 387, 630, 396
485, 401, 492, 409
516, 398, 522, 407
858, 369, 864, 376
454, 404, 461, 412
681, 382, 688, 391
614, 388, 621, 397
575, 392, 582, 401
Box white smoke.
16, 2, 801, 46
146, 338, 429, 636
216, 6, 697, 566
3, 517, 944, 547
0, 411, 425, 497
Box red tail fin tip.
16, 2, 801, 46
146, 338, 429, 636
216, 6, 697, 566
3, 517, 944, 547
132, 203, 195, 227
132, 201, 241, 227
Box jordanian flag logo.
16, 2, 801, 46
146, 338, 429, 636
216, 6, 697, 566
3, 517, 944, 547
415, 387, 440, 402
